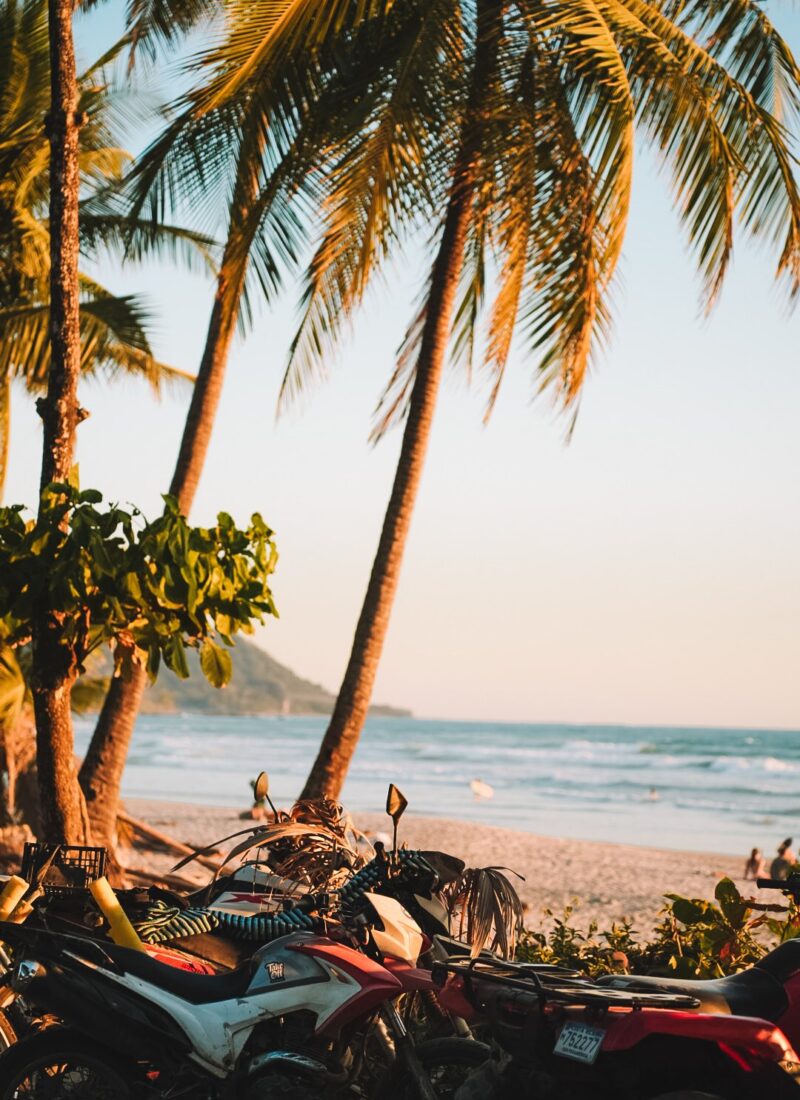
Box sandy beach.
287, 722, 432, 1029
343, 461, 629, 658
127, 799, 748, 935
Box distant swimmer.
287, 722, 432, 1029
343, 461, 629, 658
470, 778, 494, 800
648, 787, 660, 802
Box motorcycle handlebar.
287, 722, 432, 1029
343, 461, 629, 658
756, 877, 799, 891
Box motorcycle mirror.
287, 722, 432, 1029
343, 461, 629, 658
386, 784, 408, 858
254, 772, 269, 803
386, 784, 408, 822
253, 771, 278, 819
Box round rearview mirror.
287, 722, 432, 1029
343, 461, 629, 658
386, 784, 408, 822
254, 772, 269, 804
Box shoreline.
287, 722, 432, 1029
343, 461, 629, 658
126, 799, 749, 934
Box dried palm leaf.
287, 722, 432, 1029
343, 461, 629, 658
442, 866, 525, 958
174, 797, 373, 894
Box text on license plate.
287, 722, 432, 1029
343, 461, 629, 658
553, 1021, 605, 1065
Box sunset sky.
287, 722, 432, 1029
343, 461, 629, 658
7, 3, 799, 729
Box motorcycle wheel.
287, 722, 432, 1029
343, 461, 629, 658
384, 1037, 491, 1099
0, 1028, 134, 1099
244, 1074, 328, 1099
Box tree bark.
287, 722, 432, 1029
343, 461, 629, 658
0, 376, 10, 503
79, 181, 255, 846
31, 0, 91, 844
301, 3, 499, 801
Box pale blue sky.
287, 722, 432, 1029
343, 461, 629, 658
7, 4, 799, 727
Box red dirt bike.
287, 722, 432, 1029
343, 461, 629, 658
434, 876, 800, 1100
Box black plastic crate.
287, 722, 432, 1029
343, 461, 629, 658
20, 843, 107, 898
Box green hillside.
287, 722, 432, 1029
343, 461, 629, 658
86, 640, 408, 718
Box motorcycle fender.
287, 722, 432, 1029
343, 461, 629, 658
436, 975, 479, 1022
287, 938, 401, 1036
382, 956, 437, 993
598, 1008, 799, 1064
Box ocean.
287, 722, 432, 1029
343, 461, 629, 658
73, 715, 800, 857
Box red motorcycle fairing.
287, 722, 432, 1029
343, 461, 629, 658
382, 956, 438, 993
287, 937, 402, 1036
776, 971, 800, 1046
593, 1006, 799, 1064
437, 974, 482, 1021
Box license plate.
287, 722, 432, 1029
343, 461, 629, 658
554, 1021, 605, 1065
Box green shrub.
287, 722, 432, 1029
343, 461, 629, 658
517, 878, 800, 979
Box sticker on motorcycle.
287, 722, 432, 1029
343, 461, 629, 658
266, 962, 285, 982
553, 1021, 605, 1065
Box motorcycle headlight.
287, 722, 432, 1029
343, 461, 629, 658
12, 958, 44, 991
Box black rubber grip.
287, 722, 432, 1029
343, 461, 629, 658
756, 878, 792, 890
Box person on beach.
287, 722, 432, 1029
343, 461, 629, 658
744, 848, 766, 880
770, 838, 796, 880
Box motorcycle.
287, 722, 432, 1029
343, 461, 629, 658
0, 787, 488, 1100
434, 873, 800, 1100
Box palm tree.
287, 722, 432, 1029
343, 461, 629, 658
77, 48, 319, 848
0, 0, 208, 503
24, 0, 214, 843
190, 0, 800, 800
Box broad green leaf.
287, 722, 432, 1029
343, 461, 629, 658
199, 639, 233, 688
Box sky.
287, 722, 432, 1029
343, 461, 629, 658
6, 4, 799, 729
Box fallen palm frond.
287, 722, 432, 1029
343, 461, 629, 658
173, 797, 373, 893
442, 866, 525, 958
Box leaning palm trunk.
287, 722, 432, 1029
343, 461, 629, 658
301, 2, 498, 801
30, 0, 91, 844
79, 175, 256, 848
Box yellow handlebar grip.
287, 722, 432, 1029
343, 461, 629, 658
0, 876, 29, 922
89, 877, 146, 952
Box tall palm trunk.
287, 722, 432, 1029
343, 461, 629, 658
301, 2, 499, 801
79, 174, 256, 848
0, 376, 10, 502
31, 0, 91, 843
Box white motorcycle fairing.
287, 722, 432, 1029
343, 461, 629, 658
364, 893, 425, 965
62, 932, 377, 1077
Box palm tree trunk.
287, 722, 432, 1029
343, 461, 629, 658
79, 211, 253, 847
302, 0, 500, 802
300, 186, 472, 800
299, 0, 501, 800
31, 0, 91, 844
0, 376, 9, 503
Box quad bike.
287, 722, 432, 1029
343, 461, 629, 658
435, 882, 800, 1100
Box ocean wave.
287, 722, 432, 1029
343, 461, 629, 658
707, 755, 797, 774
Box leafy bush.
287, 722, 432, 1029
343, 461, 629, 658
0, 484, 278, 688
517, 877, 800, 979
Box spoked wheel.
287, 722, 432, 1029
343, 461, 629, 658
0, 1029, 134, 1100
384, 1037, 491, 1099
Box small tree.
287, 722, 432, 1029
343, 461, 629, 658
0, 485, 278, 844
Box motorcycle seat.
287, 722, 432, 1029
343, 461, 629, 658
754, 938, 800, 984
96, 942, 256, 1004
597, 964, 788, 1021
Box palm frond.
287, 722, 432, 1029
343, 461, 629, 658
442, 866, 525, 958
194, 0, 395, 114
277, 0, 462, 408
0, 283, 192, 393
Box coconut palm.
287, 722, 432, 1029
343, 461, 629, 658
185, 0, 800, 800
20, 0, 216, 843
0, 0, 210, 502
76, 43, 322, 848
75, 21, 444, 848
